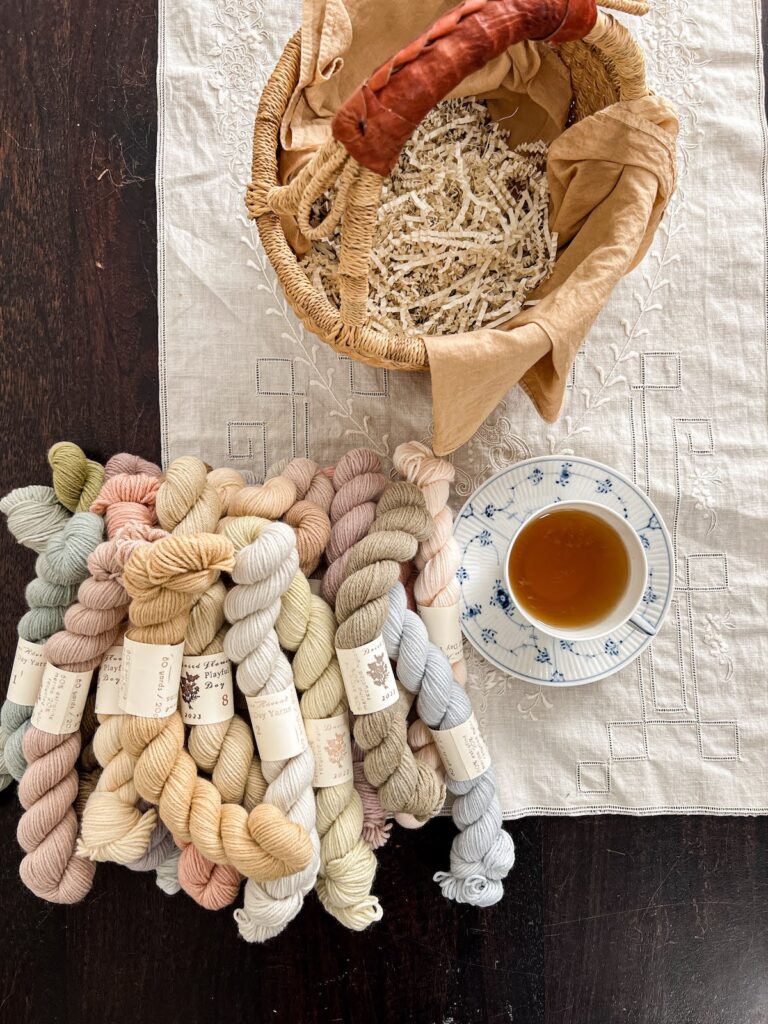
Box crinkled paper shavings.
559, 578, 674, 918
301, 98, 557, 337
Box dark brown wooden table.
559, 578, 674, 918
1, 4, 767, 1022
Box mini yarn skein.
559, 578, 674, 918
334, 482, 445, 820
16, 511, 105, 903
47, 442, 105, 512
276, 567, 382, 929
113, 533, 312, 881
155, 457, 242, 907
392, 441, 467, 829
223, 517, 320, 942
321, 450, 392, 848
382, 583, 516, 907
0, 443, 102, 789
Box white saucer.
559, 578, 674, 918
453, 456, 675, 685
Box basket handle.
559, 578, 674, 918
332, 0, 598, 176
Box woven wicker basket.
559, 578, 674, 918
247, 0, 651, 372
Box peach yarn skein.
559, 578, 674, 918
392, 442, 467, 829
265, 458, 334, 575
16, 511, 105, 903
118, 532, 313, 881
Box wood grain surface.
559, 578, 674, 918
1, 3, 767, 1022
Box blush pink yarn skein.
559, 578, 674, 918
321, 451, 395, 849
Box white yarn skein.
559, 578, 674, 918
223, 519, 320, 941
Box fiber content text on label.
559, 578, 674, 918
305, 713, 354, 787
31, 664, 94, 735
417, 604, 464, 665
120, 638, 184, 719
429, 713, 492, 782
95, 646, 124, 715
179, 653, 234, 725
335, 635, 399, 715
7, 637, 47, 705
246, 687, 308, 761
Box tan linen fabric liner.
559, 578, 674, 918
280, 0, 679, 455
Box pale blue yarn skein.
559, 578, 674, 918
382, 582, 515, 907
0, 485, 74, 790
3, 512, 105, 786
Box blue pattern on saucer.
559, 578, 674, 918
453, 456, 674, 686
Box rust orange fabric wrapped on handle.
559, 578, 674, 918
332, 0, 597, 174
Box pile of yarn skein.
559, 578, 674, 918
0, 440, 514, 942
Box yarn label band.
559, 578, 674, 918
417, 604, 464, 665
120, 638, 184, 718
429, 714, 491, 782
179, 653, 234, 725
308, 578, 323, 597
305, 713, 354, 787
8, 637, 47, 706
336, 635, 399, 715
95, 646, 124, 715
246, 687, 307, 761
31, 664, 94, 735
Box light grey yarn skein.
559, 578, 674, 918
382, 583, 515, 907
2, 512, 104, 786
224, 520, 320, 942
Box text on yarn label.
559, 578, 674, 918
246, 687, 307, 761
8, 638, 47, 706
305, 713, 354, 787
417, 604, 464, 665
429, 713, 491, 782
31, 664, 94, 735
120, 638, 184, 718
179, 653, 234, 725
336, 635, 398, 715
95, 646, 124, 715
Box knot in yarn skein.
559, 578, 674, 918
104, 453, 162, 480
268, 458, 334, 575
0, 485, 71, 553
382, 583, 516, 907
156, 456, 221, 534
334, 483, 445, 820
207, 468, 247, 515
91, 474, 161, 537
48, 442, 105, 513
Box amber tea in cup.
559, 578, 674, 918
505, 501, 649, 641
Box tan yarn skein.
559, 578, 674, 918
120, 533, 313, 881
334, 482, 445, 820
266, 458, 334, 574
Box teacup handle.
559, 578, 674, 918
629, 611, 657, 636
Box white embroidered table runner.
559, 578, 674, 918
158, 0, 768, 815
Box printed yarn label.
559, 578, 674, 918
417, 604, 464, 665
336, 635, 398, 715
308, 578, 323, 597
7, 637, 47, 706
95, 646, 124, 715
305, 713, 353, 787
246, 687, 307, 761
429, 713, 492, 782
120, 638, 184, 719
31, 664, 94, 735
179, 653, 234, 725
